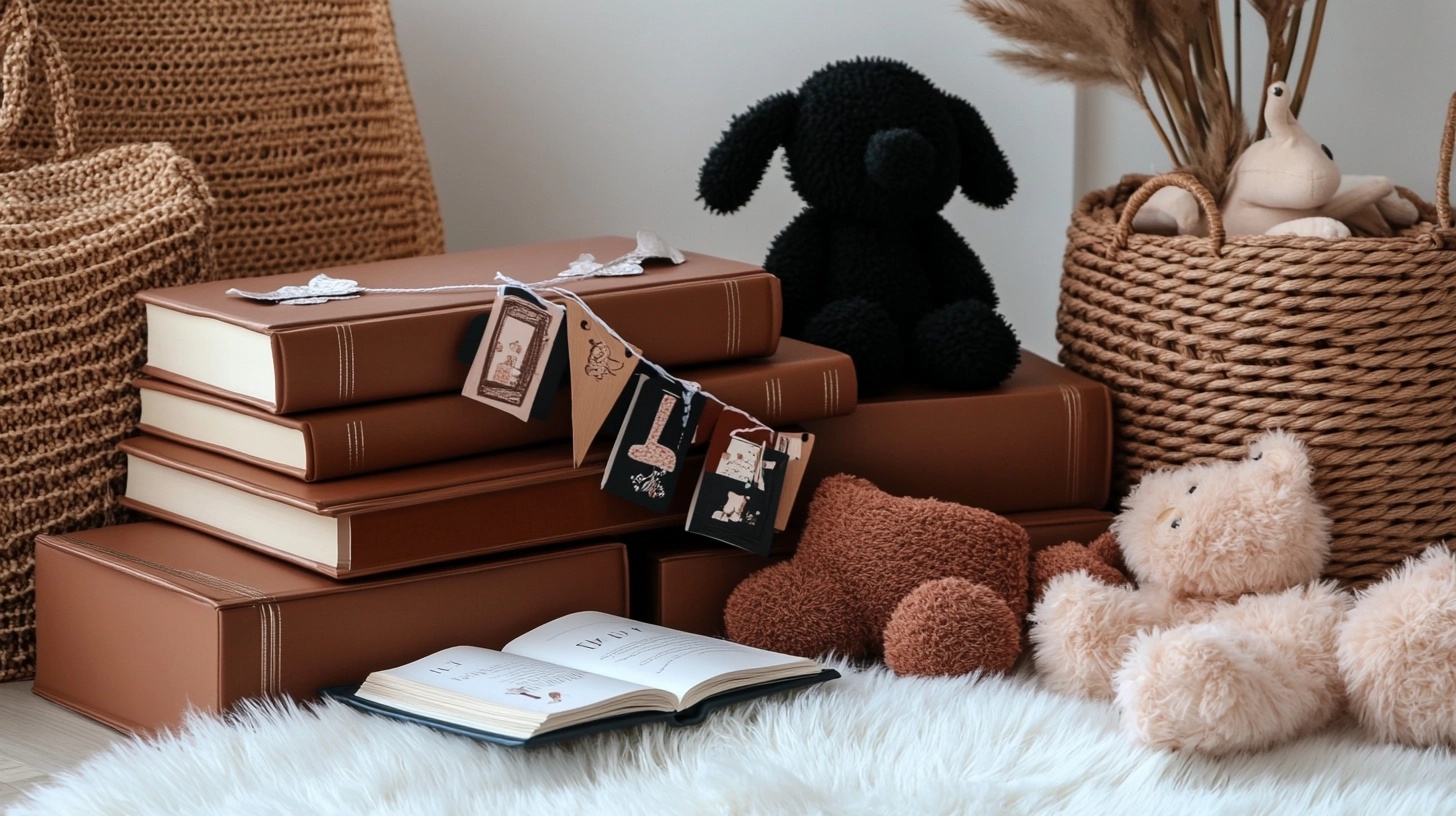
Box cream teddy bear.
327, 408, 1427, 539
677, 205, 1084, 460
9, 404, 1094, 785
1030, 430, 1350, 753
1031, 428, 1456, 752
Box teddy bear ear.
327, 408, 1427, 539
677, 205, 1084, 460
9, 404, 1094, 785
697, 91, 799, 215
945, 93, 1017, 210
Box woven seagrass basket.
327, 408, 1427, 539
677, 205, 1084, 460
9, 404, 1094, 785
1057, 95, 1456, 588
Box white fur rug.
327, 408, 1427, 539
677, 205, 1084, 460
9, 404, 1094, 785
12, 660, 1456, 816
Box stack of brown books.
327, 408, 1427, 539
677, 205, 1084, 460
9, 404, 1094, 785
628, 349, 1117, 637
31, 236, 863, 735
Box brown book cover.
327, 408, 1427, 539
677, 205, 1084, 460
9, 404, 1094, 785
138, 235, 783, 414
629, 507, 1114, 637
33, 522, 629, 737
135, 338, 856, 482
118, 435, 704, 579
797, 350, 1113, 515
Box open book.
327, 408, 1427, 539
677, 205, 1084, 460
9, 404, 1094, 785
322, 611, 837, 747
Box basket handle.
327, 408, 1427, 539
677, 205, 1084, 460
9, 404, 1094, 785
0, 0, 77, 166
1112, 172, 1226, 256
1438, 92, 1456, 230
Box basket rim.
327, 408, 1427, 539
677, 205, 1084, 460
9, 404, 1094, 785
1075, 173, 1454, 255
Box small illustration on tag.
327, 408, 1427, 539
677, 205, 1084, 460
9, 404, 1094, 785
685, 412, 784, 553
601, 372, 703, 512
565, 298, 640, 466
461, 287, 566, 421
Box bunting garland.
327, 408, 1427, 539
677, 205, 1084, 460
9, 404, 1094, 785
228, 232, 813, 551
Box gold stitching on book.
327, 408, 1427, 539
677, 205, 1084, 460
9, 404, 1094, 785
766, 377, 782, 420
346, 420, 364, 471
335, 325, 346, 401
724, 280, 741, 357
1059, 385, 1081, 505
54, 536, 283, 695
343, 324, 356, 402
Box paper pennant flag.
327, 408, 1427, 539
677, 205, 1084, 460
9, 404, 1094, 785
685, 411, 785, 554
601, 372, 703, 513
564, 298, 640, 466
771, 431, 815, 531
461, 287, 566, 422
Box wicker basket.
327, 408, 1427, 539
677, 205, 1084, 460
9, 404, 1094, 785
1057, 95, 1456, 588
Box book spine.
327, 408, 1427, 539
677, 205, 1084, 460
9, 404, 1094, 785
120, 453, 705, 579
272, 274, 782, 414
301, 395, 574, 481
276, 344, 852, 481
691, 350, 856, 442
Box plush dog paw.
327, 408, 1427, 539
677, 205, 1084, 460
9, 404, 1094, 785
1339, 545, 1456, 747
882, 577, 1021, 676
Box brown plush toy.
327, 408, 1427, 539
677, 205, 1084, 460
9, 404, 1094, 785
723, 474, 1029, 676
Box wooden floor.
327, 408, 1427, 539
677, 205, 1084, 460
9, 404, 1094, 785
0, 680, 128, 809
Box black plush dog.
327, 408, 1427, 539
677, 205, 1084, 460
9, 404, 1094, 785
698, 57, 1020, 395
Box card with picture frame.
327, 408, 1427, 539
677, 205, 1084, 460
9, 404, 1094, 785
461, 286, 568, 421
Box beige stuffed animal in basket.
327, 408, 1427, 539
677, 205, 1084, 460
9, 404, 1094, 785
1033, 429, 1456, 753
1134, 82, 1418, 238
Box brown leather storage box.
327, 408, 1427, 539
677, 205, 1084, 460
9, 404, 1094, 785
799, 350, 1113, 516
34, 522, 628, 736
631, 507, 1113, 637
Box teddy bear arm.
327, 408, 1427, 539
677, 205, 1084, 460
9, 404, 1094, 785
1115, 585, 1349, 753
1030, 573, 1173, 699
1030, 536, 1130, 603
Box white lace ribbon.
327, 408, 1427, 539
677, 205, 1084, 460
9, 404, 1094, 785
225, 230, 685, 305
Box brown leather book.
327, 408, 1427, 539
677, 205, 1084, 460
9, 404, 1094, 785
134, 338, 856, 482
798, 350, 1113, 515
118, 434, 703, 579
33, 522, 629, 736
629, 507, 1114, 637
138, 235, 783, 414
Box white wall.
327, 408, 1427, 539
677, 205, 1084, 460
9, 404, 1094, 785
389, 1, 1076, 360
391, 2, 1455, 364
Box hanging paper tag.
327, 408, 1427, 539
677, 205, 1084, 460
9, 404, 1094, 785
461, 287, 566, 421
685, 412, 785, 554
770, 431, 815, 531
564, 298, 641, 466
600, 371, 703, 512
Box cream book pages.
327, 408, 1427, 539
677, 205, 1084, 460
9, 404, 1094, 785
353, 645, 674, 739
502, 611, 819, 709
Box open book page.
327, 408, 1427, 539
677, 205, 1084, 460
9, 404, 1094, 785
502, 612, 820, 709
354, 645, 675, 738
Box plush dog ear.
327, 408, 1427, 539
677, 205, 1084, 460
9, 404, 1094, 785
697, 91, 798, 214
946, 94, 1016, 209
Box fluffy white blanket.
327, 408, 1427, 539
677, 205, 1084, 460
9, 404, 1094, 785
12, 661, 1456, 815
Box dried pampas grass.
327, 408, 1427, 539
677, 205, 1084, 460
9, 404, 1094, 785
963, 0, 1327, 196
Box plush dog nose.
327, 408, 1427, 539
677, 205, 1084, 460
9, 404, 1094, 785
865, 128, 936, 193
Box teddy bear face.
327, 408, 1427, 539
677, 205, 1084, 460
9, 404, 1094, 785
783, 58, 962, 222
1113, 430, 1332, 599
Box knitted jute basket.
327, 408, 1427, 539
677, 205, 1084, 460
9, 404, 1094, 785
7, 0, 443, 280
1058, 94, 1456, 588
0, 0, 217, 681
